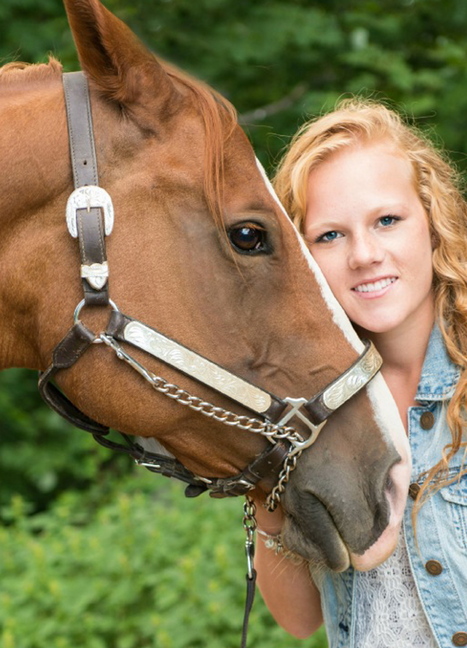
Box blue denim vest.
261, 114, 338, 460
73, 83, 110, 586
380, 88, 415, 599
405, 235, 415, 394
312, 325, 467, 648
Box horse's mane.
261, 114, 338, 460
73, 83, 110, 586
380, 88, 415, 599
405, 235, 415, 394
0, 56, 237, 227
0, 58, 63, 84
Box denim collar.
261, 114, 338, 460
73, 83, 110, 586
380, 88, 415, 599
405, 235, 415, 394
415, 323, 461, 402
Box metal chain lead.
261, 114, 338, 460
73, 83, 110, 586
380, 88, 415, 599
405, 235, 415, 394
243, 497, 257, 578
266, 452, 301, 510
100, 332, 303, 509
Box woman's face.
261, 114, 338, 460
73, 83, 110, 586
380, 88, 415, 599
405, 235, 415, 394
304, 142, 435, 340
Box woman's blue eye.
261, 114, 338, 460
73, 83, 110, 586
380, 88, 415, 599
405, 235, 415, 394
318, 231, 339, 242
380, 215, 398, 226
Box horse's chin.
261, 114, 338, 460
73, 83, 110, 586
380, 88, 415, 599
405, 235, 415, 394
281, 524, 400, 574
349, 508, 402, 571
282, 503, 402, 574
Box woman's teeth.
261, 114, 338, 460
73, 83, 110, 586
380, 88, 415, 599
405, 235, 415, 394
354, 277, 396, 293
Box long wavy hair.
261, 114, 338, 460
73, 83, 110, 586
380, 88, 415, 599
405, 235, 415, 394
274, 97, 467, 512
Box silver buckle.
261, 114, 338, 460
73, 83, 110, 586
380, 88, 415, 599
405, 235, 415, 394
66, 185, 114, 238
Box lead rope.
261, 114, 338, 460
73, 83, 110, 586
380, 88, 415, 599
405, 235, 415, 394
242, 497, 258, 648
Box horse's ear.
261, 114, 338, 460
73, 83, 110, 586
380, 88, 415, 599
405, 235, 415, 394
63, 0, 179, 122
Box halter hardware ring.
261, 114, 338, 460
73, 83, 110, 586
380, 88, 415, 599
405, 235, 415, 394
287, 420, 327, 457
277, 396, 327, 456
73, 298, 120, 343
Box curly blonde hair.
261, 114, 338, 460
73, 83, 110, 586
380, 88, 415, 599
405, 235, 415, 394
274, 97, 467, 509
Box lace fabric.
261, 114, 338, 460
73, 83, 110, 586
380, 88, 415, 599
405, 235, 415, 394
354, 526, 437, 648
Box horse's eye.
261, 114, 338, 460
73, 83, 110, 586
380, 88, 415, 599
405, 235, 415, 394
228, 224, 268, 254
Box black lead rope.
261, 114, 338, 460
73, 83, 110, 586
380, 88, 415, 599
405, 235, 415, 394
242, 569, 257, 648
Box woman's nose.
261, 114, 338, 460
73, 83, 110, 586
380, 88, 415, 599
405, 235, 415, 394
348, 233, 384, 269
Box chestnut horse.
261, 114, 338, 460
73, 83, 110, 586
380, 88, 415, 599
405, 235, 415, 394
0, 0, 410, 573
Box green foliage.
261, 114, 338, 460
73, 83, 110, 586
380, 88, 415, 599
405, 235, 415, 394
0, 369, 132, 515
1, 0, 467, 171
0, 368, 327, 646
0, 474, 328, 648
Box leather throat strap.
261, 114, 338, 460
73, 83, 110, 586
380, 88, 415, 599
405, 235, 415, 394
39, 321, 107, 435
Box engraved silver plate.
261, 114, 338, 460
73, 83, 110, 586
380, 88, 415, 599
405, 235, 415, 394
81, 261, 109, 290
66, 185, 114, 238
323, 342, 382, 411
123, 321, 273, 414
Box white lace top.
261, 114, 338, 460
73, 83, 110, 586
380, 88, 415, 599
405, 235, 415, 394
354, 525, 438, 648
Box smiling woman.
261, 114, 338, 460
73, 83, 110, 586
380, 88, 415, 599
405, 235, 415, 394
253, 98, 467, 647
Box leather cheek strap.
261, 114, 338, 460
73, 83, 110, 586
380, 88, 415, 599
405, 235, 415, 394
77, 206, 109, 306
38, 322, 110, 436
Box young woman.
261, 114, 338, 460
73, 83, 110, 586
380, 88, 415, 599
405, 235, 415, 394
253, 99, 467, 648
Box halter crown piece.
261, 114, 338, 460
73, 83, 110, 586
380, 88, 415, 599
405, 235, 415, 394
37, 71, 382, 648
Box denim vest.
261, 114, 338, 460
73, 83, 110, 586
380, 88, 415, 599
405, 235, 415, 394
313, 325, 467, 648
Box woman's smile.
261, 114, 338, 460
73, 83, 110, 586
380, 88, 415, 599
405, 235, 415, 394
352, 276, 397, 297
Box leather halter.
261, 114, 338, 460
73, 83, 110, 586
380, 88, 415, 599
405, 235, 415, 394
39, 71, 383, 505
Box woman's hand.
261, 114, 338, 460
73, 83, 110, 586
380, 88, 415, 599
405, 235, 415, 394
250, 495, 324, 639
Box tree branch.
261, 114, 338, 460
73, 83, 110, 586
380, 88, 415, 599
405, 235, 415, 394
238, 83, 308, 125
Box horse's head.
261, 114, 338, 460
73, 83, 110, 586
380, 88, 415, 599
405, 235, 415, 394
0, 0, 410, 572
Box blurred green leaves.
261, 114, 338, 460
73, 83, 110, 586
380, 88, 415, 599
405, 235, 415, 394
0, 369, 131, 515
0, 475, 329, 647
2, 0, 467, 170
